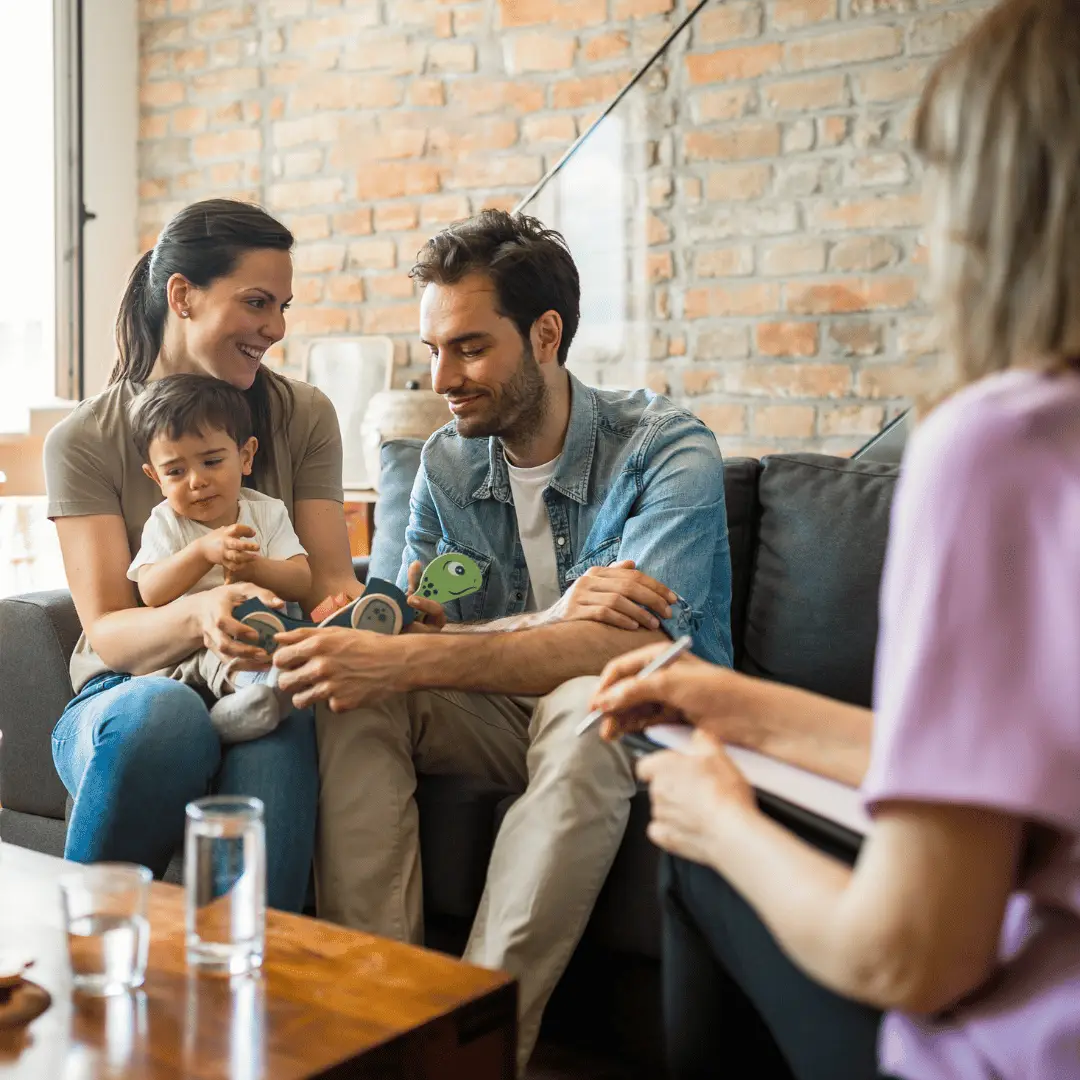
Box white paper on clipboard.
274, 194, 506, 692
644, 724, 873, 837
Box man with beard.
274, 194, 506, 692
272, 210, 732, 1071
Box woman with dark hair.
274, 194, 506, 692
592, 1, 1080, 1077
44, 198, 362, 911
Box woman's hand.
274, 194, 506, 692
589, 642, 763, 747
637, 730, 757, 865
405, 560, 446, 632
546, 560, 677, 631
195, 582, 285, 670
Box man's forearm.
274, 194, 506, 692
442, 611, 544, 634
403, 622, 667, 696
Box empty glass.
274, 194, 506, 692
59, 863, 151, 995
185, 796, 266, 974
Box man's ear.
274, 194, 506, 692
239, 436, 258, 476
141, 463, 160, 486
531, 310, 564, 367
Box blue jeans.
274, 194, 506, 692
52, 672, 317, 913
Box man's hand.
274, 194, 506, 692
404, 559, 446, 632
273, 627, 413, 712
198, 524, 261, 577
546, 560, 677, 631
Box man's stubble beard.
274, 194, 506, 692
454, 345, 548, 444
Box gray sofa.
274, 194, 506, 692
0, 443, 903, 1065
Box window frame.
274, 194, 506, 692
54, 0, 85, 402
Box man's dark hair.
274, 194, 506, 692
410, 210, 581, 366
130, 374, 255, 462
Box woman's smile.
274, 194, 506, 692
236, 342, 264, 363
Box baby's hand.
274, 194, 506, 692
199, 524, 260, 573
223, 553, 263, 585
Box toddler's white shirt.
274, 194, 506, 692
127, 489, 306, 596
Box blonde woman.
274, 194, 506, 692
591, 2, 1080, 1077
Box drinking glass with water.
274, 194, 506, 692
59, 863, 151, 995
185, 796, 266, 974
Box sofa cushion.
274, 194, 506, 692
740, 454, 898, 707
368, 438, 425, 583
0, 591, 80, 819
0, 808, 67, 856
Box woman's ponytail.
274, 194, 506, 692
111, 249, 165, 385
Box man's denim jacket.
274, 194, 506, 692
397, 372, 733, 666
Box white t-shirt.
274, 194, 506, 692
506, 454, 562, 613
127, 488, 306, 596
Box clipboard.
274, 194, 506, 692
623, 724, 869, 860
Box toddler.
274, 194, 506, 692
128, 373, 311, 742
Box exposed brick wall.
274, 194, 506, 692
137, 0, 990, 454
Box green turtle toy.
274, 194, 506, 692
415, 553, 484, 605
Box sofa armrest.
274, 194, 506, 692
0, 591, 80, 820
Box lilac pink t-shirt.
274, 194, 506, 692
862, 369, 1080, 1080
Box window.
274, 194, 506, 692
0, 2, 83, 434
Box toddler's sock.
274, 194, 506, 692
209, 666, 288, 743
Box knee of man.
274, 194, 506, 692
105, 677, 219, 775
530, 675, 634, 775
532, 675, 601, 734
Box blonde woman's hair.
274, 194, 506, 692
915, 0, 1080, 398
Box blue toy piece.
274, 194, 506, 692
232, 578, 414, 652
316, 578, 415, 633
231, 598, 305, 654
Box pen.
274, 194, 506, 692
575, 634, 693, 736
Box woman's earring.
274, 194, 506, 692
180, 310, 189, 318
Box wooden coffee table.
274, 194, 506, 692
0, 845, 516, 1078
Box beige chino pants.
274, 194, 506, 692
314, 676, 637, 1072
